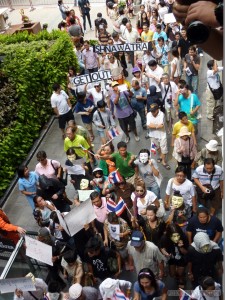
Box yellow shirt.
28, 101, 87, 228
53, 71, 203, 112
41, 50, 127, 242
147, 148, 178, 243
172, 120, 195, 138
141, 30, 154, 42
64, 134, 90, 161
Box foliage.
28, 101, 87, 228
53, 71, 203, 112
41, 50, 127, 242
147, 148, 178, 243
0, 30, 78, 198
89, 39, 99, 46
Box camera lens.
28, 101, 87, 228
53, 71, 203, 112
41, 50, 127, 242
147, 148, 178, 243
187, 21, 210, 44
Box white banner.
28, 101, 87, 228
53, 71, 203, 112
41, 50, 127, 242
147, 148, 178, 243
73, 70, 111, 86
93, 42, 152, 53
0, 278, 35, 294
78, 190, 95, 202
25, 236, 53, 266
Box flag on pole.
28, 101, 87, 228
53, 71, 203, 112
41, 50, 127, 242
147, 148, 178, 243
150, 141, 157, 155
108, 169, 123, 184
179, 288, 191, 300
107, 127, 120, 140
115, 198, 127, 216
107, 198, 117, 212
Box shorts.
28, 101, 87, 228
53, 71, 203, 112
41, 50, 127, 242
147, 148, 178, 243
151, 137, 168, 154
58, 109, 74, 129
97, 130, 105, 138
165, 107, 177, 122
118, 114, 136, 133
83, 122, 92, 131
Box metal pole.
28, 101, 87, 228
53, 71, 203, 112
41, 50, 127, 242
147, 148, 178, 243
29, 0, 35, 11
7, 0, 14, 12
0, 237, 24, 279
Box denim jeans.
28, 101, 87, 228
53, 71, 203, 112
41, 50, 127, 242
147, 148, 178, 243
136, 108, 146, 127
82, 12, 92, 30
147, 183, 160, 199
185, 75, 199, 95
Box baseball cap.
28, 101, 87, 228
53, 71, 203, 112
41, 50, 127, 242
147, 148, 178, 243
130, 231, 144, 247
111, 81, 119, 87
69, 283, 82, 299
150, 103, 159, 112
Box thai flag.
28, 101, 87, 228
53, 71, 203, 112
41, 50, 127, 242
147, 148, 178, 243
150, 141, 157, 155
114, 288, 129, 300
179, 289, 191, 300
115, 198, 127, 216
107, 127, 120, 139
107, 198, 117, 212
108, 170, 123, 184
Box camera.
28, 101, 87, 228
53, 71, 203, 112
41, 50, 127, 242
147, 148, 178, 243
167, 95, 172, 105
175, 0, 219, 44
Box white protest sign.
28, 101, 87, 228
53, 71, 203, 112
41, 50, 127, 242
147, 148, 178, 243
78, 190, 95, 202
65, 165, 85, 176
164, 13, 176, 24
64, 199, 96, 236
93, 42, 152, 53
109, 223, 120, 241
25, 236, 53, 266
73, 70, 111, 86
0, 277, 35, 294
56, 210, 71, 236
118, 84, 128, 92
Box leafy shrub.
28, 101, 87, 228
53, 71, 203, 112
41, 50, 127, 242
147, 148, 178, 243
0, 30, 78, 198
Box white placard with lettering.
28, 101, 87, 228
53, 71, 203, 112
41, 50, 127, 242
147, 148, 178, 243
109, 223, 120, 241
0, 277, 35, 294
64, 199, 96, 236
65, 165, 85, 176
56, 210, 70, 236
25, 236, 53, 266
78, 190, 95, 202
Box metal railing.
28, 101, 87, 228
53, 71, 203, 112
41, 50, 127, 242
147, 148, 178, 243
0, 0, 105, 10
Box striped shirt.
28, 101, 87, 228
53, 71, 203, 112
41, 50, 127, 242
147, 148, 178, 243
192, 165, 223, 190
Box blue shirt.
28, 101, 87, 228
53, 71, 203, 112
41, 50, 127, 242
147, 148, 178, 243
153, 31, 168, 44
178, 93, 201, 124
75, 98, 94, 124
134, 280, 165, 300
18, 171, 39, 209
131, 87, 147, 110
155, 44, 169, 66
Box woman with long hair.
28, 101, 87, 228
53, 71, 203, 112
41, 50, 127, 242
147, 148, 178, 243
160, 223, 188, 289
170, 47, 181, 85
136, 11, 150, 35
133, 268, 167, 299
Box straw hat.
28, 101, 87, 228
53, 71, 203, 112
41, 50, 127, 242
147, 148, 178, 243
178, 126, 191, 137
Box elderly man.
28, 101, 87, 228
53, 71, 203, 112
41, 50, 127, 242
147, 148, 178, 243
127, 230, 165, 278
123, 22, 140, 66
82, 40, 100, 74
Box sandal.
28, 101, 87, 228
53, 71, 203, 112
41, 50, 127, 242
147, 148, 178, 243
162, 164, 171, 170
157, 158, 162, 163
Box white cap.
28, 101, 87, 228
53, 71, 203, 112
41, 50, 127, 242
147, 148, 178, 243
205, 140, 218, 152
69, 283, 82, 299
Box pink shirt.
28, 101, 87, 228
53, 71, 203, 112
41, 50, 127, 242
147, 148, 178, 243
35, 159, 61, 179
82, 47, 98, 69
93, 197, 108, 223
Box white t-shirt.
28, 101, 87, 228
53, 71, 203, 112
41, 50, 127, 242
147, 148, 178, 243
51, 90, 70, 115
145, 65, 164, 92
171, 57, 181, 77
123, 28, 140, 43
191, 282, 221, 300
147, 110, 166, 139
161, 81, 178, 109
87, 87, 108, 106
207, 67, 223, 90
131, 190, 157, 215
166, 178, 195, 206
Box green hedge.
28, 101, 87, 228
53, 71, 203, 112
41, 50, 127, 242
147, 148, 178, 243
0, 30, 78, 197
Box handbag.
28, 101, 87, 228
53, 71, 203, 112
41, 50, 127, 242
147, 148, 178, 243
196, 172, 216, 200
123, 92, 137, 118
208, 80, 223, 100
51, 160, 67, 186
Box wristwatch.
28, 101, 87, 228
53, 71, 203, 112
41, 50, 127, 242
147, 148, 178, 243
215, 2, 223, 27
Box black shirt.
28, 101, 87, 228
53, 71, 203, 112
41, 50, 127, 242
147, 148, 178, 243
78, 0, 90, 14
178, 37, 191, 58
186, 215, 223, 241
94, 18, 107, 31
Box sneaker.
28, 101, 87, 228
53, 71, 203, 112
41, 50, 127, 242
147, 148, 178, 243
91, 27, 94, 31
84, 30, 87, 34
125, 136, 130, 143
134, 135, 140, 142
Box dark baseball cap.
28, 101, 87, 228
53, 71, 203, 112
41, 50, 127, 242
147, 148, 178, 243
150, 103, 159, 112
130, 231, 144, 247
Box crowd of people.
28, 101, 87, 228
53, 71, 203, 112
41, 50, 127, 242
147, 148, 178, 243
0, 0, 224, 299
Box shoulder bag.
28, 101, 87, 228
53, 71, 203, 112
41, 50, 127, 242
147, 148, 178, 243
51, 160, 67, 186
196, 171, 216, 200
123, 91, 137, 118
208, 78, 223, 100
181, 138, 192, 164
